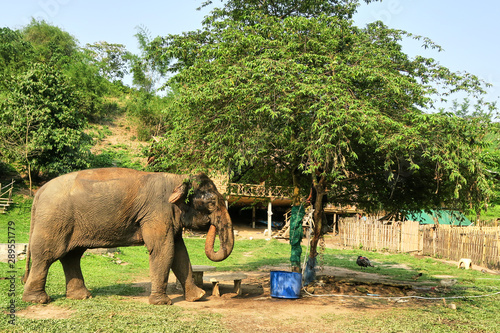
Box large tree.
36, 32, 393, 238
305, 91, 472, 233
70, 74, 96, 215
84, 41, 129, 82
146, 1, 498, 255
0, 63, 92, 187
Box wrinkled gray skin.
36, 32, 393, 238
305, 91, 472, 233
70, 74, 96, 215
22, 168, 234, 305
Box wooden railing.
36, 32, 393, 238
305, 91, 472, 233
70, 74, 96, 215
0, 180, 14, 213
212, 176, 293, 199
225, 183, 293, 199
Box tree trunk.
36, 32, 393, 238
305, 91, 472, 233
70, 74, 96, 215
309, 174, 326, 258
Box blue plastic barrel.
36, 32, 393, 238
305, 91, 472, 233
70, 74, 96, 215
270, 270, 302, 299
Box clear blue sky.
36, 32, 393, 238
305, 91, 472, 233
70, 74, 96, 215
1, 0, 499, 108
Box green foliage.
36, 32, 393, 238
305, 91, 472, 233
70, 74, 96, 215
126, 26, 168, 93
0, 20, 146, 178
200, 0, 380, 21
0, 27, 34, 82
62, 53, 113, 122
125, 91, 171, 141
147, 3, 497, 214
0, 63, 92, 178
21, 19, 78, 68
84, 41, 130, 81
89, 147, 144, 170
448, 100, 500, 217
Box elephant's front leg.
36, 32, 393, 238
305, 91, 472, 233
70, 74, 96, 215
147, 235, 175, 305
171, 236, 205, 302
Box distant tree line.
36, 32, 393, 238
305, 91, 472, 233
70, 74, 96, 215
0, 20, 172, 185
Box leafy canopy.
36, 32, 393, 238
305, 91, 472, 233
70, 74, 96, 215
147, 1, 496, 214
0, 62, 92, 178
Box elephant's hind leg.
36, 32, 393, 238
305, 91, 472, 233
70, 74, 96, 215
60, 248, 92, 300
22, 258, 53, 304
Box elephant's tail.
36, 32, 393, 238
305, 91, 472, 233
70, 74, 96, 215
22, 196, 37, 284
22, 244, 30, 284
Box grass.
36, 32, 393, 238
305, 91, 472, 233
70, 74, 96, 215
2, 238, 499, 332
323, 298, 500, 333
1, 204, 499, 332
0, 195, 32, 243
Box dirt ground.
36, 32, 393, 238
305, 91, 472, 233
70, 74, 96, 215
17, 224, 455, 332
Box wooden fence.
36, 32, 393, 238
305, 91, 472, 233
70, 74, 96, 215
422, 226, 500, 270
339, 219, 500, 270
339, 219, 421, 253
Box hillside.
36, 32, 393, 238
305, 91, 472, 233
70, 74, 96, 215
87, 114, 150, 169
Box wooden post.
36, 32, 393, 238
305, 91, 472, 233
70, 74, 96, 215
398, 223, 402, 252
447, 229, 451, 260
482, 233, 487, 267
496, 230, 500, 268
418, 225, 423, 254
459, 232, 464, 260
267, 201, 272, 237
252, 206, 256, 229
432, 228, 437, 257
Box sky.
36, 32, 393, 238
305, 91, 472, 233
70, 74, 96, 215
1, 0, 499, 109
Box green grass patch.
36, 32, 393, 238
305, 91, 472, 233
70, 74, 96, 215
1, 239, 499, 332
323, 297, 500, 333
0, 195, 32, 243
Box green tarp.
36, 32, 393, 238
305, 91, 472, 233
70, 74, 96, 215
289, 205, 305, 267
406, 210, 472, 226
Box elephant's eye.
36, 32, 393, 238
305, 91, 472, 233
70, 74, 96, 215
206, 197, 217, 212
194, 193, 218, 212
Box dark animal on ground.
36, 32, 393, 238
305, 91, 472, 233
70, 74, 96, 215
356, 256, 374, 268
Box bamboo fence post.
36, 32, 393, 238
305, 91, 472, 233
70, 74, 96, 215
356, 221, 360, 248
398, 223, 402, 252
432, 228, 436, 257
497, 230, 500, 268
481, 233, 487, 267
459, 232, 464, 260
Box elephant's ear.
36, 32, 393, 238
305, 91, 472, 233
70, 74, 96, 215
168, 183, 188, 204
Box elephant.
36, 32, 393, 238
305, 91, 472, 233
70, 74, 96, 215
21, 167, 234, 305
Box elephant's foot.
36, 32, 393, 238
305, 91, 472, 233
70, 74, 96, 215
184, 285, 205, 302
66, 287, 92, 300
22, 290, 51, 304
149, 293, 172, 305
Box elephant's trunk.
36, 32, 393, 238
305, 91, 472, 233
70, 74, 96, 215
205, 208, 234, 262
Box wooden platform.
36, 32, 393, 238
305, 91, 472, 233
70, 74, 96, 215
204, 272, 247, 296
175, 265, 216, 289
